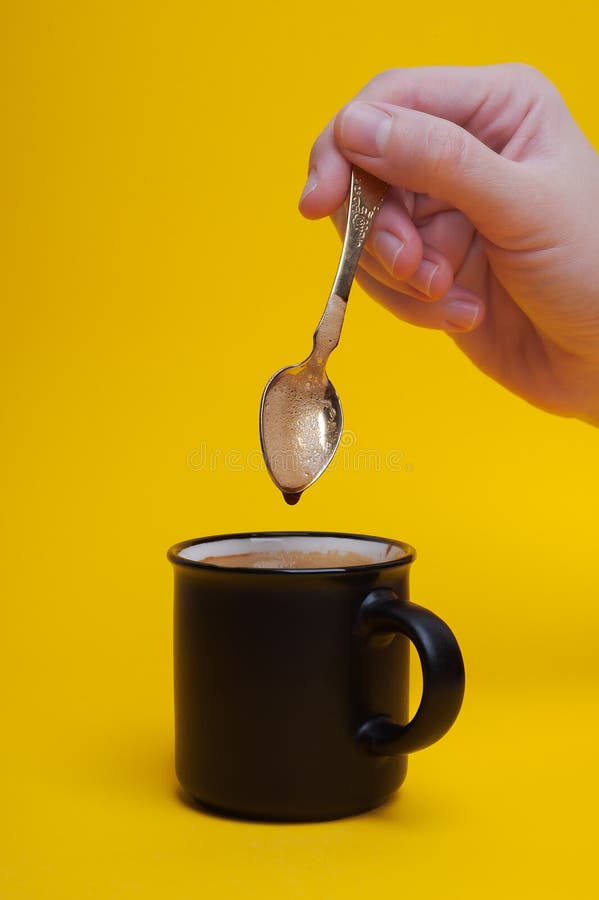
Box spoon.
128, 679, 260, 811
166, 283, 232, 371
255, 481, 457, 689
259, 167, 387, 503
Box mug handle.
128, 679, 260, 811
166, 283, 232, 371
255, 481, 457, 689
355, 588, 465, 756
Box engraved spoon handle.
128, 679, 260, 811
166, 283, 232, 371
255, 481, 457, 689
312, 168, 387, 356
331, 167, 387, 301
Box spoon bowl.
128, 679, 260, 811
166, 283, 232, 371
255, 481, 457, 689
260, 352, 344, 503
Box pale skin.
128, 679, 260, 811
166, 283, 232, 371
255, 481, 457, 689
299, 64, 599, 426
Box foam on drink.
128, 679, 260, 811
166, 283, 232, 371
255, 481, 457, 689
201, 549, 378, 569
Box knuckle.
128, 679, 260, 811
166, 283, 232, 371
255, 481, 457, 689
504, 62, 563, 109
507, 61, 543, 77
371, 67, 403, 84
361, 68, 404, 97
506, 62, 553, 91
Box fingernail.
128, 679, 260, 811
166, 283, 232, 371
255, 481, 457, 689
299, 169, 318, 205
339, 102, 392, 157
373, 230, 405, 274
412, 260, 439, 297
444, 298, 481, 331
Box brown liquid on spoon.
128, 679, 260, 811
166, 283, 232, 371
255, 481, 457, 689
261, 294, 347, 499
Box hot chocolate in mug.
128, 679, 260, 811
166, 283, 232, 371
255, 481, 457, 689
168, 531, 465, 821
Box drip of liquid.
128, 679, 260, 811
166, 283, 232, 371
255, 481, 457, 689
283, 491, 302, 505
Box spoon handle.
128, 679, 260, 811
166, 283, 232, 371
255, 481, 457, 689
330, 168, 387, 301
312, 168, 387, 358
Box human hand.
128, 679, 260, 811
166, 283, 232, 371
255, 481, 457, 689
299, 64, 599, 425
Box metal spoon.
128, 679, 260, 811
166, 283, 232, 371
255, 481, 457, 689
259, 167, 387, 503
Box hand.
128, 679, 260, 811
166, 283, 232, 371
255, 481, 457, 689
299, 64, 599, 425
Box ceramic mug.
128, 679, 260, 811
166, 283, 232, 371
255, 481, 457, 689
168, 531, 465, 821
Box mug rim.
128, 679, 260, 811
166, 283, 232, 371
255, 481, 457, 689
167, 530, 416, 574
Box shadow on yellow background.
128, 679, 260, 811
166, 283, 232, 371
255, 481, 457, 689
1, 1, 598, 897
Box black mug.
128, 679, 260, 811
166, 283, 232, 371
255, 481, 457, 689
168, 531, 465, 821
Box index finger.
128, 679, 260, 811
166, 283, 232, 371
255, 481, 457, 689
299, 63, 551, 219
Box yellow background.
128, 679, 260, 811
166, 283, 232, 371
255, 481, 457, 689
2, 1, 598, 897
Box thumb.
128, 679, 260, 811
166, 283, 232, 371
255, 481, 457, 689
335, 101, 538, 241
